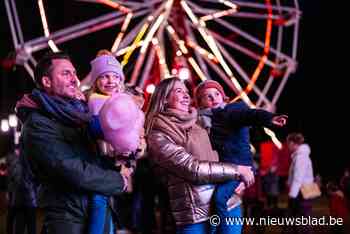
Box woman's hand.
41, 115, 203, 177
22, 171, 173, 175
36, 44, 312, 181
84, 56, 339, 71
237, 165, 255, 186
272, 115, 288, 127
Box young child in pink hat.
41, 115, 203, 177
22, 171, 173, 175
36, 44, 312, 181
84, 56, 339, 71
195, 80, 287, 234
87, 54, 144, 234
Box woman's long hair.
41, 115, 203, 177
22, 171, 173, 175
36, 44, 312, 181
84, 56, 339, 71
145, 77, 181, 135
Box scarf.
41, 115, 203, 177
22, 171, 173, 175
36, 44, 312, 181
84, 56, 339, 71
198, 103, 227, 131
153, 107, 198, 146
152, 107, 218, 162
31, 89, 91, 126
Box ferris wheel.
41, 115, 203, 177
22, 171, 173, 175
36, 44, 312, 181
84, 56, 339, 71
5, 0, 300, 112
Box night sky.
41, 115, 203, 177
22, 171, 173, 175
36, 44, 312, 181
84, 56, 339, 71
0, 1, 347, 180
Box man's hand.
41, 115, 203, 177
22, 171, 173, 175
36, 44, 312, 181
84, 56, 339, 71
120, 164, 133, 192
120, 164, 133, 177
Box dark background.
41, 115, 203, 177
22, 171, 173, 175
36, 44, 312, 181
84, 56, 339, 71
0, 0, 347, 181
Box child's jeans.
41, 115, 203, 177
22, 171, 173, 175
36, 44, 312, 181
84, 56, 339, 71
176, 221, 210, 234
88, 194, 114, 234
210, 180, 243, 234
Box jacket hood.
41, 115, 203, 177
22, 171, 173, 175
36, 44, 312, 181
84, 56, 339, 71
15, 94, 39, 123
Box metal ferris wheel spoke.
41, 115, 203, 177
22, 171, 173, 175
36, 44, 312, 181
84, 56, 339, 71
25, 11, 124, 48
198, 0, 300, 15
203, 55, 253, 106
138, 48, 156, 88
209, 30, 276, 68
75, 0, 162, 8
117, 11, 153, 50
10, 0, 24, 44
129, 0, 174, 84
187, 2, 281, 22
214, 40, 272, 106
4, 0, 299, 111
5, 0, 24, 49
23, 62, 35, 79
181, 1, 247, 95
256, 74, 274, 108
214, 18, 294, 63
271, 67, 292, 105
184, 20, 210, 78
31, 10, 148, 53
255, 0, 283, 108
104, 0, 162, 8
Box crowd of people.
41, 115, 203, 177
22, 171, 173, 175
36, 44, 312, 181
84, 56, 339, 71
0, 51, 348, 234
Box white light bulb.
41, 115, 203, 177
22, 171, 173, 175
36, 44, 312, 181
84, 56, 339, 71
178, 67, 190, 80
1, 119, 9, 132
9, 114, 18, 128
146, 84, 156, 94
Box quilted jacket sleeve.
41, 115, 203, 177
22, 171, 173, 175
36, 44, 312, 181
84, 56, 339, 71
22, 112, 125, 196
147, 131, 241, 184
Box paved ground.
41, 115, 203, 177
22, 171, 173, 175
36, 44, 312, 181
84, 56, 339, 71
0, 192, 349, 234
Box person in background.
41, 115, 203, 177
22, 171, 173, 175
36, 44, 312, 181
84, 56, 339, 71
6, 147, 39, 234
286, 132, 315, 234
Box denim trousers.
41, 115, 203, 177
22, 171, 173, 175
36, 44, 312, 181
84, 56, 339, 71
211, 180, 243, 234
88, 194, 114, 234
176, 221, 210, 234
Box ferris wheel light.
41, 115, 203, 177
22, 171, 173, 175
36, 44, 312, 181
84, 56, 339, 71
151, 38, 158, 45
178, 67, 190, 80
146, 84, 156, 94
6, 0, 300, 139
80, 85, 90, 92
8, 114, 18, 128
1, 119, 9, 132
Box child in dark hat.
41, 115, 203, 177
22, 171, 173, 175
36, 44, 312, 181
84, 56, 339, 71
195, 79, 287, 234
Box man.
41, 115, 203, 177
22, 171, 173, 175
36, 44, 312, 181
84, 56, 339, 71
16, 52, 129, 234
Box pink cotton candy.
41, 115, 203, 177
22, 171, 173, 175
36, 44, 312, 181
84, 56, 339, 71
105, 127, 140, 153
99, 93, 139, 130
98, 93, 144, 154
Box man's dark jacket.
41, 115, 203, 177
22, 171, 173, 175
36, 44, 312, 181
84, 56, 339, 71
19, 106, 125, 230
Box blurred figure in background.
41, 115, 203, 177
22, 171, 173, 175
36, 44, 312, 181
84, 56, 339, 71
286, 132, 315, 234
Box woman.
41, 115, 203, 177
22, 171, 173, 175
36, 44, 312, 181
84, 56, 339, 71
145, 77, 254, 234
287, 132, 314, 234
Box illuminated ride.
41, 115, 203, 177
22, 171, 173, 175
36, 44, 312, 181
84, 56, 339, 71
5, 0, 300, 115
